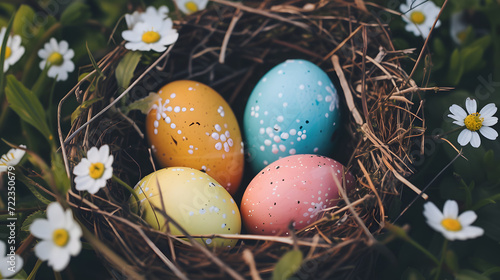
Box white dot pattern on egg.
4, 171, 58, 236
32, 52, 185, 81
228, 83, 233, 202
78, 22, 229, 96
241, 155, 354, 236
131, 167, 242, 247
146, 80, 245, 195
243, 59, 340, 172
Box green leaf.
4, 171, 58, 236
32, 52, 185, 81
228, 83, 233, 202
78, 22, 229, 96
51, 150, 71, 194
17, 173, 52, 205
20, 210, 45, 231
483, 267, 500, 277
86, 42, 104, 78
472, 193, 500, 211
432, 37, 447, 70
5, 75, 53, 142
121, 92, 159, 115
469, 35, 492, 50
116, 51, 142, 92
60, 1, 91, 26
455, 269, 490, 280
447, 48, 464, 85
31, 65, 51, 98
12, 5, 36, 42
445, 250, 460, 273
71, 97, 103, 125
272, 250, 303, 280
462, 45, 486, 73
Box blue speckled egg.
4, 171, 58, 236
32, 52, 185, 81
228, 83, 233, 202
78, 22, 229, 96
243, 59, 340, 172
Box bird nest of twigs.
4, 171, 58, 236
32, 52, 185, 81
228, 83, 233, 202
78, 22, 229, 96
59, 0, 427, 279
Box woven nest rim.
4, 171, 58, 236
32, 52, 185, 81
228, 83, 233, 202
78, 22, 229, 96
57, 1, 430, 279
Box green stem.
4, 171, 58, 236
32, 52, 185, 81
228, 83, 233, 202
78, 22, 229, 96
434, 239, 448, 280
432, 126, 464, 140
26, 259, 43, 280
0, 100, 10, 134
405, 235, 441, 266
112, 174, 140, 211
385, 223, 440, 265
54, 270, 63, 280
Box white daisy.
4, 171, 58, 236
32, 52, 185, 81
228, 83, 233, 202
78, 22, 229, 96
0, 27, 25, 72
0, 145, 26, 173
400, 0, 442, 39
29, 202, 82, 272
125, 6, 169, 29
174, 0, 209, 15
73, 145, 114, 194
423, 200, 484, 241
0, 240, 23, 278
38, 38, 75, 81
448, 97, 498, 148
122, 16, 179, 52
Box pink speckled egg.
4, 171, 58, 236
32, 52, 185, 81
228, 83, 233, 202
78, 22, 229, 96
241, 154, 354, 235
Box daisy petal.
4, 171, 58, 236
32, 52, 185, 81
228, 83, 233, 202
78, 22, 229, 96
483, 116, 498, 127
448, 113, 464, 122
463, 226, 484, 238
443, 200, 459, 218
470, 131, 481, 148
98, 145, 110, 162
34, 240, 53, 261
479, 126, 498, 140
458, 210, 477, 226
453, 120, 465, 126
86, 147, 100, 162
457, 129, 472, 146
47, 202, 66, 228
58, 40, 69, 54
50, 38, 59, 52
441, 230, 457, 241
50, 247, 70, 271
465, 98, 477, 114
67, 237, 82, 256
423, 201, 444, 224
449, 104, 467, 120
30, 219, 52, 239
479, 103, 497, 118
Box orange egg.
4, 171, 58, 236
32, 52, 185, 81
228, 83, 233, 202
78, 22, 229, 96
146, 80, 244, 194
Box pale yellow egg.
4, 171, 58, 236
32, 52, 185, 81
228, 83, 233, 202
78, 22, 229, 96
130, 167, 241, 247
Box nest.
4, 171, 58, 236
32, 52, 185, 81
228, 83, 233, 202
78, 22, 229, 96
59, 0, 426, 279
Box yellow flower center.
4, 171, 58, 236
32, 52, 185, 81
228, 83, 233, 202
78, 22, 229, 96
2, 46, 12, 58
185, 1, 199, 13
457, 30, 467, 43
410, 11, 426, 25
441, 218, 462, 231
142, 30, 161, 44
464, 113, 484, 131
53, 228, 70, 247
89, 162, 105, 179
47, 52, 64, 66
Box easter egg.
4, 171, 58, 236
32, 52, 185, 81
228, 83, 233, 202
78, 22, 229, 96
243, 59, 340, 172
130, 167, 241, 247
146, 80, 244, 195
241, 155, 354, 235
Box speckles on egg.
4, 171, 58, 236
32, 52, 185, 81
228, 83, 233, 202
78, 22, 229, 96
243, 59, 340, 172
146, 80, 244, 195
241, 155, 354, 236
